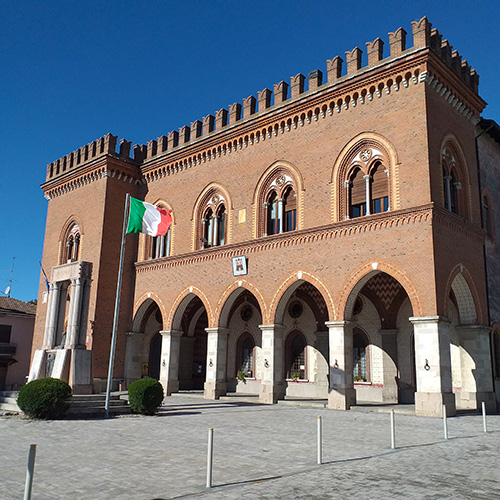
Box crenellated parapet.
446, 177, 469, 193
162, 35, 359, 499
45, 133, 137, 182
135, 16, 480, 163
44, 17, 483, 181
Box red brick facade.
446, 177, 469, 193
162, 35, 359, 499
31, 17, 499, 416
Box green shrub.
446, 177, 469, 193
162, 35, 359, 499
17, 378, 72, 419
128, 377, 164, 415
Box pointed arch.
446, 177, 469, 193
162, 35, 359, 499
339, 260, 421, 320
139, 198, 175, 260
132, 292, 168, 331
440, 134, 471, 220
59, 216, 84, 264
167, 286, 214, 330
253, 160, 304, 238
216, 280, 267, 328
444, 265, 483, 325
192, 183, 232, 250
331, 132, 399, 222
268, 271, 335, 325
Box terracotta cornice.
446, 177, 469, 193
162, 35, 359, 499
42, 155, 142, 200
135, 204, 435, 272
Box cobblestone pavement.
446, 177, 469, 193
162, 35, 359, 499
2, 395, 500, 499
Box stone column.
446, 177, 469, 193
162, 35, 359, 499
159, 330, 183, 396
444, 175, 452, 210
457, 325, 496, 412
204, 327, 229, 399
43, 281, 61, 349
363, 175, 372, 215
212, 215, 219, 245
124, 331, 145, 385
66, 277, 84, 348
410, 316, 456, 417
262, 202, 269, 236
259, 324, 286, 404
78, 279, 92, 346
380, 329, 398, 403
277, 198, 284, 233
344, 180, 351, 220
326, 321, 356, 410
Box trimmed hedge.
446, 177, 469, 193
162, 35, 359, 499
17, 378, 72, 419
128, 377, 164, 415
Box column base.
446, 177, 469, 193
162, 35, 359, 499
161, 380, 179, 397
259, 383, 285, 404
415, 392, 456, 417
328, 388, 356, 410
456, 391, 497, 413
204, 381, 227, 399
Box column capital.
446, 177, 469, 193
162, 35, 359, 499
160, 330, 183, 338
259, 324, 286, 333
205, 327, 229, 336
325, 320, 352, 328
409, 315, 451, 326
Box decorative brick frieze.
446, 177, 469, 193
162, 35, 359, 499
135, 204, 435, 273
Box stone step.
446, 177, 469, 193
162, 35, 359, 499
0, 390, 19, 397
0, 402, 20, 413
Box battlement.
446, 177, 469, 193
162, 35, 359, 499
133, 16, 479, 162
45, 17, 480, 178
45, 133, 138, 181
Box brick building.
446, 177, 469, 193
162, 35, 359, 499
30, 17, 500, 417
0, 297, 35, 390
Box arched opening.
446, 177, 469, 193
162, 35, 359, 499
344, 271, 415, 405
219, 288, 263, 395
273, 280, 329, 400
169, 294, 209, 392
149, 333, 162, 380
126, 299, 163, 387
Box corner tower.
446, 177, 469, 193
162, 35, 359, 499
30, 134, 143, 393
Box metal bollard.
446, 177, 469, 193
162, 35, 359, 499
482, 401, 487, 433
442, 405, 448, 440
390, 409, 396, 449
317, 416, 322, 465
206, 428, 214, 488
24, 444, 36, 500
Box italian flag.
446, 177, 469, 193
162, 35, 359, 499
127, 196, 172, 236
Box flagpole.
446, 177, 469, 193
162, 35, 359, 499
105, 193, 130, 418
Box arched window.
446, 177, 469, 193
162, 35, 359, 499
283, 186, 297, 231
370, 162, 389, 214
148, 203, 172, 259
65, 224, 81, 262
286, 331, 306, 380
344, 148, 389, 219
151, 228, 171, 259
237, 333, 255, 378
202, 203, 226, 248
197, 190, 227, 249
353, 329, 369, 382
442, 146, 464, 216
492, 329, 500, 379
266, 191, 279, 235
256, 166, 299, 236
349, 167, 366, 218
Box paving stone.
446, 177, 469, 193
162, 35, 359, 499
1, 396, 499, 499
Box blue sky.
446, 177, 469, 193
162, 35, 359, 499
1, 0, 499, 302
